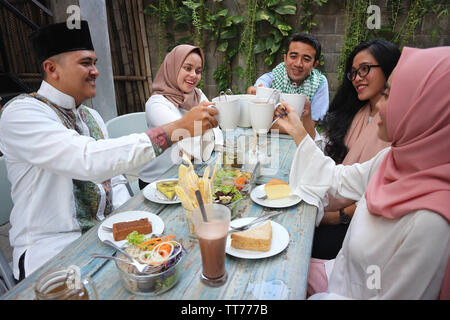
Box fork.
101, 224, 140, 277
102, 239, 156, 274
229, 211, 284, 233
89, 254, 135, 265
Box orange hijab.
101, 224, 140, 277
365, 47, 450, 299
152, 44, 204, 110
342, 105, 391, 165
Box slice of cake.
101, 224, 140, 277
230, 221, 272, 252
156, 180, 178, 200
264, 179, 290, 200
112, 218, 152, 241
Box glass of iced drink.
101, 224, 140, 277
192, 203, 230, 287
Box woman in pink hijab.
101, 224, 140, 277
276, 46, 449, 299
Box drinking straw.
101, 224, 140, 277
195, 190, 208, 222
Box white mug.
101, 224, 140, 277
279, 93, 307, 117
212, 96, 240, 130
235, 94, 254, 128
256, 87, 280, 103
248, 98, 281, 134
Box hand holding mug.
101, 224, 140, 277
274, 102, 307, 146
178, 101, 218, 137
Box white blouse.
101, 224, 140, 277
139, 92, 223, 184
289, 136, 449, 299
0, 81, 157, 278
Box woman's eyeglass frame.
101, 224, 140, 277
347, 64, 381, 81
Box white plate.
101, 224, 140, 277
250, 184, 301, 208
143, 179, 181, 204
226, 217, 289, 259
97, 211, 165, 247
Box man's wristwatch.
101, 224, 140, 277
339, 208, 351, 225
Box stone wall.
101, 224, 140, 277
143, 0, 449, 101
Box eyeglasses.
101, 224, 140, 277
346, 64, 381, 81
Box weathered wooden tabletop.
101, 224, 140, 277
2, 129, 317, 300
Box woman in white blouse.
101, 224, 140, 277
139, 45, 222, 187
275, 46, 449, 299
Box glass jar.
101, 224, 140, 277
34, 266, 98, 300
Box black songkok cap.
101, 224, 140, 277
29, 20, 95, 64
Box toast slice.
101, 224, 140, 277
230, 221, 272, 252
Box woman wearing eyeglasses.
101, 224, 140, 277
311, 39, 401, 260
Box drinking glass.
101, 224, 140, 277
192, 203, 230, 287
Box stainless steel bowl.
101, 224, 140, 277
115, 252, 185, 296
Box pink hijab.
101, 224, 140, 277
343, 105, 391, 165
365, 46, 450, 299
152, 44, 204, 110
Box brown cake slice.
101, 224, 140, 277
112, 218, 152, 241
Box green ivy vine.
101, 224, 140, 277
146, 1, 448, 95
337, 0, 370, 80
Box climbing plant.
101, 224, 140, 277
146, 0, 448, 94
337, 0, 370, 80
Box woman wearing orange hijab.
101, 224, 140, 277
277, 46, 449, 299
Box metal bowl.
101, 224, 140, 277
115, 251, 185, 296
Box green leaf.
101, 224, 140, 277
270, 29, 283, 43
182, 1, 202, 10
269, 42, 281, 55
217, 41, 228, 52
277, 22, 292, 36
274, 4, 297, 15
143, 5, 158, 16
234, 66, 244, 78
220, 28, 236, 39
255, 9, 275, 25
265, 55, 274, 66
231, 15, 244, 24
254, 38, 266, 54
265, 0, 281, 7
265, 36, 275, 51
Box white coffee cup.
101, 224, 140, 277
248, 98, 281, 134
212, 96, 240, 130
235, 94, 253, 127
280, 93, 307, 117
256, 87, 280, 103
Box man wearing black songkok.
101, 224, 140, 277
0, 21, 218, 281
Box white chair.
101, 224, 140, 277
0, 156, 15, 294
105, 112, 148, 196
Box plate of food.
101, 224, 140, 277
250, 179, 301, 208
143, 178, 181, 204
226, 217, 289, 259
98, 211, 165, 247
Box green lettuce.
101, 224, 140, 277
126, 231, 146, 245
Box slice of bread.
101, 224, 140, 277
231, 221, 272, 252
264, 178, 290, 200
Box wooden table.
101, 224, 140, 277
2, 129, 317, 300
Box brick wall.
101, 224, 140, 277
144, 0, 449, 101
